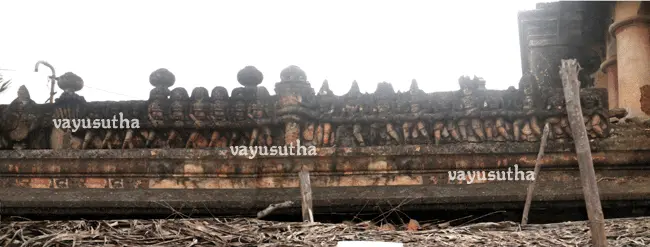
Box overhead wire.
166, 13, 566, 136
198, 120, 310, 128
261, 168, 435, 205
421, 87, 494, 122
0, 68, 140, 100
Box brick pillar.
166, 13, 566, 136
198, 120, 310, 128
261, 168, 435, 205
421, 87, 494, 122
610, 2, 650, 117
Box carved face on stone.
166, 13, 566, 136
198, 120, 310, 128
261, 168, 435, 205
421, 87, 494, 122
149, 100, 164, 120
410, 103, 420, 113
484, 96, 499, 109
305, 123, 315, 134
131, 105, 142, 119
171, 101, 184, 120
234, 101, 247, 119
378, 102, 390, 113
523, 85, 533, 96
193, 104, 207, 120
251, 101, 264, 118
546, 93, 564, 110
523, 97, 535, 110
460, 82, 477, 96
319, 99, 331, 112
582, 95, 599, 109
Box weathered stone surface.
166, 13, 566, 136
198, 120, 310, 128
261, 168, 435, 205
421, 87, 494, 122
0, 65, 621, 151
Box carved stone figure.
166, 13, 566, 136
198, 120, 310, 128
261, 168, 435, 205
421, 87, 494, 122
209, 86, 230, 148
342, 81, 367, 146
186, 87, 210, 148
248, 87, 273, 146
514, 74, 539, 142
169, 87, 190, 148
402, 80, 431, 144
229, 87, 249, 146
82, 111, 103, 149
374, 82, 401, 145
3, 86, 38, 149
582, 92, 608, 138
0, 66, 617, 151
315, 80, 336, 147
458, 76, 486, 142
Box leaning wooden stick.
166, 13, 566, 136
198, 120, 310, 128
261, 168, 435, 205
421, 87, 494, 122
256, 201, 294, 219
560, 59, 607, 247
521, 123, 550, 226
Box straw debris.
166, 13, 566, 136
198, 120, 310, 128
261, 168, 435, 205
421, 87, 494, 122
0, 216, 649, 246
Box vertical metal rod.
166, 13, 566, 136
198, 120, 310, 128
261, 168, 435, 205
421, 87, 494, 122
34, 61, 56, 104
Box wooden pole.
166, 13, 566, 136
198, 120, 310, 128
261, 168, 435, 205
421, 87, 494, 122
559, 59, 608, 247
521, 123, 550, 226
299, 169, 314, 223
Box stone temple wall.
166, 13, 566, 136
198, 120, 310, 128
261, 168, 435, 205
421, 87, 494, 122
0, 64, 614, 151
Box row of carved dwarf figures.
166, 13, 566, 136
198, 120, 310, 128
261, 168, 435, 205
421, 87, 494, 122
77, 75, 611, 149
314, 76, 611, 147
0, 73, 612, 150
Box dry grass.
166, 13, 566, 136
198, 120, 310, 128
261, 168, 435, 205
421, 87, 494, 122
1, 216, 649, 246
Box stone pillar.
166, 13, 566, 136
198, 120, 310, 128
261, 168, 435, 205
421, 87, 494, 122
610, 2, 650, 117
274, 65, 316, 146
600, 36, 618, 109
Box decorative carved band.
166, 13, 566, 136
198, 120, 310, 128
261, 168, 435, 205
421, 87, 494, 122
608, 15, 650, 37
0, 65, 618, 151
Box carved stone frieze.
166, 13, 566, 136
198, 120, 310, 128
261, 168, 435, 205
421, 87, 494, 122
0, 65, 623, 150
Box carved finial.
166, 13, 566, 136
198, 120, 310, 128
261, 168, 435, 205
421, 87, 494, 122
477, 77, 486, 90
149, 68, 175, 88
280, 65, 307, 83
318, 80, 333, 96
458, 75, 479, 89
17, 85, 30, 100
375, 82, 396, 99
237, 66, 263, 87
190, 87, 210, 101
346, 80, 361, 97
57, 72, 84, 93
410, 79, 419, 92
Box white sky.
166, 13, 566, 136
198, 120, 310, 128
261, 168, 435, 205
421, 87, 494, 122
0, 0, 541, 104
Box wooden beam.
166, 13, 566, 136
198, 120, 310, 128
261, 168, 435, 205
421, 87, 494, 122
299, 169, 314, 223
560, 59, 608, 247
521, 123, 550, 226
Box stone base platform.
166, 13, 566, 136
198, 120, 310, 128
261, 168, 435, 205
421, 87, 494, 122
2, 132, 650, 217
